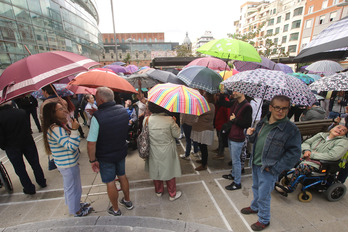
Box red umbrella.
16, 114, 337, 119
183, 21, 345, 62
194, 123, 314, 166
0, 51, 99, 104
69, 69, 137, 94
66, 84, 97, 95
184, 56, 230, 71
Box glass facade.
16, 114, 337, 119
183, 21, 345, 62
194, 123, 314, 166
0, 0, 103, 69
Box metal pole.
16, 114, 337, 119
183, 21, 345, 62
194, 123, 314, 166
110, 0, 118, 61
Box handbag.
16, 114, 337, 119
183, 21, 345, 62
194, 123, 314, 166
137, 116, 150, 159
48, 156, 57, 171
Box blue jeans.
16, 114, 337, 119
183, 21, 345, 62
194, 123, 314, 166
228, 139, 244, 184
182, 123, 198, 157
250, 165, 278, 224
99, 158, 126, 183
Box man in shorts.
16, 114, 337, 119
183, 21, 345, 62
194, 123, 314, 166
87, 87, 133, 216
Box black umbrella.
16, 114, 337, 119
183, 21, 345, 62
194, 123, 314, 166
294, 16, 348, 62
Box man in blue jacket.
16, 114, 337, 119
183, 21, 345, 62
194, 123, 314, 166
241, 95, 301, 231
87, 87, 133, 216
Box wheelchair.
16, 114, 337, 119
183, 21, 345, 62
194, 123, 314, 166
0, 161, 13, 194
276, 160, 346, 202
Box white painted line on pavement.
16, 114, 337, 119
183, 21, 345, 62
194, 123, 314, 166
215, 178, 253, 232
201, 180, 233, 231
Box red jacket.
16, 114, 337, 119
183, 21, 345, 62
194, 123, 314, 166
214, 96, 230, 131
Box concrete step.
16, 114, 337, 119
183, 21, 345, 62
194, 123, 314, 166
3, 216, 230, 232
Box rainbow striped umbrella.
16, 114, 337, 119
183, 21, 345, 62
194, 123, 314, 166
148, 83, 211, 116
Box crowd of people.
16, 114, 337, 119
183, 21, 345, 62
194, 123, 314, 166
0, 82, 347, 231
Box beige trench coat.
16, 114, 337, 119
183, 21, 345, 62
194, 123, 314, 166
145, 113, 181, 180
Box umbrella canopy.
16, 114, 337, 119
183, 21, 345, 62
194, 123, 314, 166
219, 70, 239, 80
31, 84, 74, 99
103, 65, 128, 74
148, 83, 211, 116
55, 75, 75, 84
111, 61, 126, 66
137, 67, 155, 74
294, 16, 348, 62
305, 60, 343, 75
146, 69, 185, 85
288, 73, 315, 85
196, 38, 262, 62
276, 63, 293, 74
0, 51, 99, 104
309, 72, 348, 92
125, 65, 138, 74
66, 84, 96, 95
177, 66, 223, 94
126, 73, 159, 89
307, 74, 322, 81
222, 69, 316, 106
164, 68, 180, 75
234, 56, 281, 72
69, 69, 137, 94
184, 57, 230, 71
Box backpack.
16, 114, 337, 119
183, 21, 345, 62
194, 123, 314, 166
137, 116, 150, 159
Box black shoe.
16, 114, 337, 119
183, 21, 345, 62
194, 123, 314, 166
39, 183, 47, 188
23, 188, 36, 195
228, 161, 232, 166
225, 182, 241, 191
80, 134, 85, 138
222, 174, 234, 180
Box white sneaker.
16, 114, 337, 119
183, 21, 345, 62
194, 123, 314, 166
169, 191, 182, 201
192, 152, 200, 158
156, 192, 163, 197
179, 154, 190, 160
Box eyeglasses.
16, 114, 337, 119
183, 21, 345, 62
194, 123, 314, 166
271, 105, 289, 112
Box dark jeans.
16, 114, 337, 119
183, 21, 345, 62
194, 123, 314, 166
216, 130, 224, 156
6, 142, 46, 192
182, 123, 198, 157
25, 107, 41, 132
198, 143, 208, 166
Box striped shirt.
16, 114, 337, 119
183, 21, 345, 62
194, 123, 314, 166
47, 126, 80, 168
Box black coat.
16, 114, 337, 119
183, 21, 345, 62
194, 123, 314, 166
0, 105, 34, 150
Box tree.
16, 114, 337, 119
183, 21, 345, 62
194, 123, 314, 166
175, 45, 193, 57
123, 53, 131, 65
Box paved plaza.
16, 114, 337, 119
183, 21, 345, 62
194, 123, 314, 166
0, 111, 348, 231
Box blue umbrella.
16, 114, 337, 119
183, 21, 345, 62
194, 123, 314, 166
177, 66, 222, 94
31, 84, 74, 99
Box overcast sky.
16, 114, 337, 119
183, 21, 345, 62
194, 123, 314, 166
95, 0, 252, 43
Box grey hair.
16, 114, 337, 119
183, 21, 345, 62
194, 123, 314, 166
96, 87, 114, 102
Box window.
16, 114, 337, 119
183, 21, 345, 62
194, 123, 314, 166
274, 38, 279, 45
268, 18, 274, 26
275, 27, 280, 34
267, 29, 273, 35
291, 20, 301, 29
102, 55, 105, 59
333, 0, 339, 5
322, 0, 328, 9
136, 53, 138, 58
282, 36, 287, 43
290, 33, 299, 41
308, 6, 314, 14
305, 19, 312, 28
319, 15, 325, 24
288, 45, 297, 53
283, 24, 289, 32
110, 38, 113, 43
285, 12, 291, 20
293, 7, 303, 16
277, 16, 281, 23
105, 38, 108, 43
273, 9, 276, 14
111, 54, 114, 59
119, 54, 122, 59
330, 12, 337, 22
144, 53, 147, 58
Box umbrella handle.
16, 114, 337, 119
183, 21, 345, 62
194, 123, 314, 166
252, 85, 269, 127
49, 83, 70, 116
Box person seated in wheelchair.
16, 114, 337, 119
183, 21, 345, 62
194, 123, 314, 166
276, 124, 348, 193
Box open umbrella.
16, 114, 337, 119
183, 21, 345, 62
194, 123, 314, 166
222, 69, 316, 106
288, 73, 315, 85
0, 51, 99, 104
126, 73, 159, 89
148, 83, 211, 116
146, 69, 185, 85
196, 38, 262, 62
69, 69, 137, 93
307, 74, 322, 81
305, 60, 343, 75
276, 63, 293, 74
309, 72, 348, 92
103, 65, 128, 74
66, 84, 97, 95
111, 61, 126, 66
234, 56, 281, 72
219, 69, 239, 80
294, 16, 348, 62
184, 56, 230, 71
125, 65, 138, 74
177, 66, 223, 94
31, 84, 74, 99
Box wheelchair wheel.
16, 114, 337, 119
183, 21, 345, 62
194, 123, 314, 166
298, 191, 312, 202
0, 162, 13, 194
324, 183, 346, 202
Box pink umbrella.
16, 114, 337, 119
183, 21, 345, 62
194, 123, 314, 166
103, 65, 128, 74
184, 56, 231, 71
55, 75, 75, 84
0, 51, 99, 104
66, 84, 96, 95
125, 65, 138, 74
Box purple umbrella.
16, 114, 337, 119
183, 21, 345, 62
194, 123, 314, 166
234, 56, 281, 71
111, 61, 126, 66
125, 65, 138, 74
103, 65, 128, 74
276, 63, 293, 74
